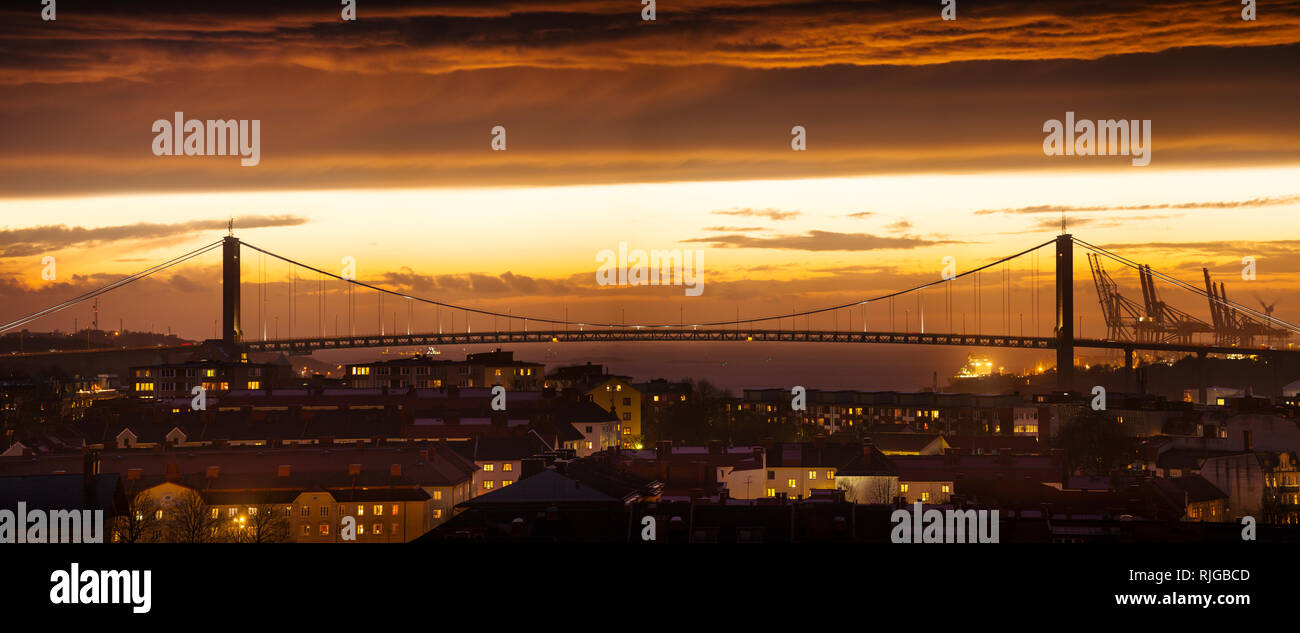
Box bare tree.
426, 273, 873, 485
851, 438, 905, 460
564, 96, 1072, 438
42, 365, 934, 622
165, 489, 217, 543
234, 503, 291, 543
113, 489, 163, 543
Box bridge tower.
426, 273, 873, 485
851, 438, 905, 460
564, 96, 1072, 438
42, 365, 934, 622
1055, 234, 1074, 391
222, 235, 242, 345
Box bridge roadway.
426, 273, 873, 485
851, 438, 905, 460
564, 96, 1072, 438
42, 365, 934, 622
235, 328, 1296, 358
4, 329, 1293, 360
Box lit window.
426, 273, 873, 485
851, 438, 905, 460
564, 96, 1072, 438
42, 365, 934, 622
921, 492, 930, 502
900, 484, 909, 493
484, 481, 494, 490
788, 479, 797, 488
248, 507, 257, 516
373, 523, 383, 535
502, 480, 513, 486
942, 484, 950, 493
374, 504, 384, 516
586, 441, 594, 450
319, 524, 329, 536
356, 505, 365, 516
351, 366, 370, 376
808, 470, 817, 480
503, 463, 513, 472
358, 524, 365, 535
155, 510, 163, 520
766, 488, 776, 497
210, 508, 219, 519
302, 524, 311, 535
433, 491, 442, 500
391, 504, 400, 515
247, 380, 260, 390
229, 507, 238, 518
432, 509, 443, 519
483, 464, 494, 472
826, 470, 834, 479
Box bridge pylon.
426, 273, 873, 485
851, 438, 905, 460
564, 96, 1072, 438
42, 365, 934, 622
222, 235, 242, 345
1055, 233, 1074, 391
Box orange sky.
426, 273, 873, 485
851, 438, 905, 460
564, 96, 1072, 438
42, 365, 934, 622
2, 0, 1299, 382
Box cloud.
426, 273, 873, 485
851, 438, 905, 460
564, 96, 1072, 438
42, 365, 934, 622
885, 219, 913, 232
682, 230, 950, 251
711, 208, 802, 221
974, 195, 1300, 215
700, 225, 768, 232
0, 215, 308, 258
843, 212, 876, 219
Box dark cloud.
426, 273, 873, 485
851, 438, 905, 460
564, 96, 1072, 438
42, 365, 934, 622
0, 216, 308, 258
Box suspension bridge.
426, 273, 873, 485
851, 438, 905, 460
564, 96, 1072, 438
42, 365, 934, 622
3, 231, 1298, 391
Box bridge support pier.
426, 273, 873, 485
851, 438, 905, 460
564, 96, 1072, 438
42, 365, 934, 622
222, 236, 242, 346
1124, 347, 1134, 393
1055, 234, 1074, 392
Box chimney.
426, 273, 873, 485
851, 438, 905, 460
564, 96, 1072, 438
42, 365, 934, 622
205, 466, 220, 479
348, 463, 361, 477
277, 465, 291, 478
520, 457, 545, 480
390, 464, 402, 477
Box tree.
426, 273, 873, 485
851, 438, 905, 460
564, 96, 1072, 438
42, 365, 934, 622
1054, 409, 1133, 477
234, 503, 291, 543
113, 488, 163, 543
165, 489, 218, 543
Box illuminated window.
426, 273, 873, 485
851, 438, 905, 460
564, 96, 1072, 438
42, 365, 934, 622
356, 505, 365, 516
391, 505, 400, 515
900, 484, 909, 493
502, 480, 513, 486
210, 508, 219, 519
942, 484, 950, 493
358, 524, 365, 535
826, 470, 834, 480
766, 488, 776, 497
788, 479, 797, 488
135, 382, 154, 392
808, 470, 817, 480
433, 509, 443, 519
301, 524, 310, 535
484, 481, 494, 490
203, 369, 216, 378
373, 523, 383, 535
483, 464, 494, 472
229, 507, 238, 518
586, 441, 594, 450
921, 492, 930, 502
351, 366, 370, 376
433, 491, 442, 500
247, 380, 260, 390
503, 463, 513, 472
155, 510, 164, 520
319, 524, 329, 536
